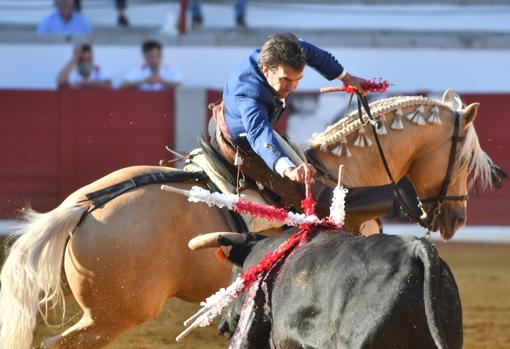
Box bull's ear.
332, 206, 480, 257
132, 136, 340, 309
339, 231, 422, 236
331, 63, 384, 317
461, 102, 479, 128
217, 233, 267, 247
217, 234, 248, 247
218, 233, 267, 267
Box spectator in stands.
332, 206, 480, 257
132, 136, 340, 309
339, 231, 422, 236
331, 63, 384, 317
74, 0, 129, 27
121, 40, 182, 91
57, 44, 112, 89
189, 0, 247, 30
37, 0, 92, 35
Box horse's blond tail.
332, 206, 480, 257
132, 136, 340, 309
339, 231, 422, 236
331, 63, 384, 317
0, 203, 87, 349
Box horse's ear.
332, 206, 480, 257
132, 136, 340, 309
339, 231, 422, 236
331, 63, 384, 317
462, 103, 479, 128
442, 88, 462, 111
442, 88, 454, 104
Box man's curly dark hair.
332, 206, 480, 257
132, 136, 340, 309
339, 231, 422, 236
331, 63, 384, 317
257, 32, 306, 72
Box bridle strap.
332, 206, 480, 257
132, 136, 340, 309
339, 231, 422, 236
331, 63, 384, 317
422, 194, 469, 204
422, 111, 467, 205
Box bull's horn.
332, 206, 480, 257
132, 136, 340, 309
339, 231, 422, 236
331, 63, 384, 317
188, 232, 243, 250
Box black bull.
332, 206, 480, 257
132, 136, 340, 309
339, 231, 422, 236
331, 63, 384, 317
216, 230, 462, 349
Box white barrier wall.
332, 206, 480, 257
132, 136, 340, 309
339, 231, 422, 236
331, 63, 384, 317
0, 44, 510, 93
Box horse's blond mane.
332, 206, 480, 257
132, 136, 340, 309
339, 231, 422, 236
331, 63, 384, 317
309, 94, 496, 190
457, 123, 495, 190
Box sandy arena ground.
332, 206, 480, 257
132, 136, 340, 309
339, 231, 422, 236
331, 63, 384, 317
28, 242, 510, 348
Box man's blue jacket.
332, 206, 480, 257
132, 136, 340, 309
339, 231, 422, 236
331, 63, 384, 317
223, 40, 344, 171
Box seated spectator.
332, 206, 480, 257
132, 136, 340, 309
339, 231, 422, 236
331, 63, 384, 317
37, 0, 92, 35
57, 44, 112, 89
121, 40, 182, 91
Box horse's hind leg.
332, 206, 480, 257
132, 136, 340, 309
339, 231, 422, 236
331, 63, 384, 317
41, 287, 170, 349
40, 314, 126, 349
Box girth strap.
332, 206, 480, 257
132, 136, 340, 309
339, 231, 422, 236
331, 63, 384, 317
82, 171, 208, 211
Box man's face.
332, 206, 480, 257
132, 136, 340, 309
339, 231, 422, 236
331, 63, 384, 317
144, 48, 162, 72
55, 0, 74, 19
263, 64, 304, 99
77, 50, 93, 78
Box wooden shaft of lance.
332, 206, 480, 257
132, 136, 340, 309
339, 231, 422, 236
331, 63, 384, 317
176, 323, 196, 342
161, 185, 189, 197
320, 86, 349, 93
305, 166, 311, 198
337, 165, 344, 188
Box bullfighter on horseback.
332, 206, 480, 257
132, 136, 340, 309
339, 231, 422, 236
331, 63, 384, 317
211, 32, 368, 214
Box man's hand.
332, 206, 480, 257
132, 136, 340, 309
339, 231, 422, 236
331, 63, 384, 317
72, 44, 83, 64
146, 73, 162, 84
283, 163, 316, 184
340, 72, 368, 95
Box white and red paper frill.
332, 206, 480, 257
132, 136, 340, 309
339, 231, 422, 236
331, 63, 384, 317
161, 183, 348, 342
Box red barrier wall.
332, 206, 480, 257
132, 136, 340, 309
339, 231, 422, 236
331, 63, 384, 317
1, 90, 60, 217
0, 89, 174, 218
462, 94, 510, 225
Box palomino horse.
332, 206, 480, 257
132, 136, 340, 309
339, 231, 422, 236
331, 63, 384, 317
0, 90, 501, 349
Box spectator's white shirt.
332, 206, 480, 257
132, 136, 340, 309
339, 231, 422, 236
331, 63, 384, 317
124, 64, 183, 91
68, 65, 112, 86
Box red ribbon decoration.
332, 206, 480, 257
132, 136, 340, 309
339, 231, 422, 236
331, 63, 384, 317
320, 78, 390, 95
361, 78, 390, 93
234, 198, 289, 222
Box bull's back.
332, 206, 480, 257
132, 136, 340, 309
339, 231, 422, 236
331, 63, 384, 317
268, 233, 461, 349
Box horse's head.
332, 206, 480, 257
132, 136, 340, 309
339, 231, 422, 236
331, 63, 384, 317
407, 89, 504, 240
309, 89, 506, 240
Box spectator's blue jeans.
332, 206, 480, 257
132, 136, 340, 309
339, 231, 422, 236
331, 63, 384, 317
190, 0, 247, 19
75, 0, 126, 11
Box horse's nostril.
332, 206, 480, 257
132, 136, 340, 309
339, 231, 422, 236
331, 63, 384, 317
454, 217, 466, 231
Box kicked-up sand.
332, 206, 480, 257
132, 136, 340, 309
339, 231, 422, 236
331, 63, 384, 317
29, 242, 510, 349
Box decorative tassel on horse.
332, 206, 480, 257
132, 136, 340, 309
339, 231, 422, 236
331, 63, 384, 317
330, 135, 351, 157
391, 108, 405, 130
376, 114, 388, 135
406, 105, 426, 125
353, 125, 372, 147
427, 105, 442, 125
